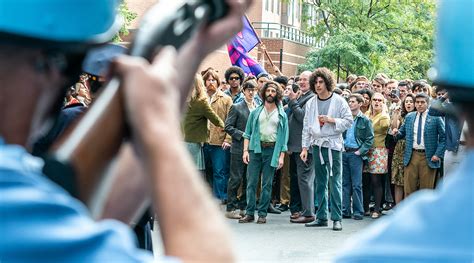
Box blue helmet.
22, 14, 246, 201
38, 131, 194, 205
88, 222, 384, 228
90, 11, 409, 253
433, 0, 474, 101
0, 0, 122, 51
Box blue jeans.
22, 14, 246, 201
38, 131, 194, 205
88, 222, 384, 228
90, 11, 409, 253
246, 148, 276, 217
204, 144, 230, 201
313, 146, 343, 221
342, 152, 364, 217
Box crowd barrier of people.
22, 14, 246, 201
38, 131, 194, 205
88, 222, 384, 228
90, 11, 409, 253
184, 65, 463, 231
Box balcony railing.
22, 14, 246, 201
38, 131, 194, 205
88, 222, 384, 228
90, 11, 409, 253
252, 22, 325, 48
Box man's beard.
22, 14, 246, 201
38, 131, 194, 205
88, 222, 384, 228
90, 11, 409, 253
265, 95, 276, 103
207, 83, 217, 93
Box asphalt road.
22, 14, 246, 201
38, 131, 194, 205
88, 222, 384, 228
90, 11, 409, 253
152, 208, 376, 263
228, 210, 374, 263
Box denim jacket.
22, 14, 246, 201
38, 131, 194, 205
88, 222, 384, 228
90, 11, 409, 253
343, 111, 375, 160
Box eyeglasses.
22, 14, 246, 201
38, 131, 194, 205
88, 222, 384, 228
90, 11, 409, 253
229, 77, 240, 81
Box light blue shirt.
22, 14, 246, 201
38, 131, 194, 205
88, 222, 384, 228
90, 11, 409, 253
344, 118, 359, 149
335, 149, 474, 262
0, 139, 177, 262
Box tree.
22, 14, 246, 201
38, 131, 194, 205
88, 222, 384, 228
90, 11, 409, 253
113, 1, 137, 43
299, 0, 436, 81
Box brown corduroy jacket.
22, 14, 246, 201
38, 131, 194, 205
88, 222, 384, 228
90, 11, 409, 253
208, 90, 233, 145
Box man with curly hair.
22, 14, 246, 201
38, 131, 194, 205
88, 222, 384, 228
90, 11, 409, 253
301, 67, 353, 231
224, 66, 246, 103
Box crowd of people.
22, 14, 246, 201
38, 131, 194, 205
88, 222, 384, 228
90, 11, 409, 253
184, 65, 463, 231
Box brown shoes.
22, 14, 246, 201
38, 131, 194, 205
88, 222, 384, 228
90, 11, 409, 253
290, 215, 315, 223
290, 212, 301, 220
238, 215, 255, 223
256, 216, 266, 224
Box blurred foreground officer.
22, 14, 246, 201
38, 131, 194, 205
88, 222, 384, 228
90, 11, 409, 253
336, 0, 473, 262
0, 0, 252, 262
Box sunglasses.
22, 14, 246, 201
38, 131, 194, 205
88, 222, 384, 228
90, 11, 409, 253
229, 77, 240, 81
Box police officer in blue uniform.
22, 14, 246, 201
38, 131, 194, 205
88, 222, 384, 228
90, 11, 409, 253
0, 0, 252, 262
336, 0, 473, 262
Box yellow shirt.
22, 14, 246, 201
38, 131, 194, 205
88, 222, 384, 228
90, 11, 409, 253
367, 111, 390, 148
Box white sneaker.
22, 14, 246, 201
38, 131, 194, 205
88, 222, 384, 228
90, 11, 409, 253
225, 210, 242, 219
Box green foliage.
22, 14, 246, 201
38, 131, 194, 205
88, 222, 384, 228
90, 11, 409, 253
112, 1, 137, 42
299, 0, 436, 80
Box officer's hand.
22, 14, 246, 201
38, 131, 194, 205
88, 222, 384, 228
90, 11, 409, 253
113, 47, 178, 153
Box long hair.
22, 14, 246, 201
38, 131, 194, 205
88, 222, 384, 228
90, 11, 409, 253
401, 93, 416, 117
309, 67, 336, 93
260, 81, 283, 104
189, 74, 208, 103
202, 69, 220, 86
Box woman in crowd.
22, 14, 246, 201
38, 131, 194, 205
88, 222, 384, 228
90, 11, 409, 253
364, 92, 390, 219
356, 89, 374, 114
182, 74, 224, 173
74, 82, 92, 107
390, 93, 416, 204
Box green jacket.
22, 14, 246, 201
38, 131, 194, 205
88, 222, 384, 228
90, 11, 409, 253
243, 104, 289, 168
343, 111, 374, 160
182, 99, 224, 143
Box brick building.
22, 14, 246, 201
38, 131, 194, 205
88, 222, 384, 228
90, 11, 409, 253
125, 0, 323, 79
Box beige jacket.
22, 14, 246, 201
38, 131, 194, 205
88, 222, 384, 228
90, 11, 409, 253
208, 90, 233, 145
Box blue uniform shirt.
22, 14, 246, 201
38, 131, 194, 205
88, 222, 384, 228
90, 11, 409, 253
335, 149, 474, 262
0, 139, 178, 262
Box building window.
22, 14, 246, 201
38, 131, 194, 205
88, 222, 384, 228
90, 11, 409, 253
271, 0, 274, 13
265, 0, 269, 11
276, 0, 280, 14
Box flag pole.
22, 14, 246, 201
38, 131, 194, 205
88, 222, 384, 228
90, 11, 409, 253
245, 15, 276, 68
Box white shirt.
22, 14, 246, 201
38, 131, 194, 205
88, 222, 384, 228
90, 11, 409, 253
259, 107, 279, 142
413, 111, 428, 150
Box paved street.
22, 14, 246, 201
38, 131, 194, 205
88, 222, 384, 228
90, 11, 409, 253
153, 209, 377, 262
229, 211, 374, 263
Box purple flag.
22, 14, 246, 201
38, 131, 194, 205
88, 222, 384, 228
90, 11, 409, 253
227, 16, 267, 76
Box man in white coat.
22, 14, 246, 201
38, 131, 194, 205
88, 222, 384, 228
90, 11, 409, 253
300, 67, 353, 231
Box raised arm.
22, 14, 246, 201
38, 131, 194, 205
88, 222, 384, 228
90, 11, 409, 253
201, 100, 224, 127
